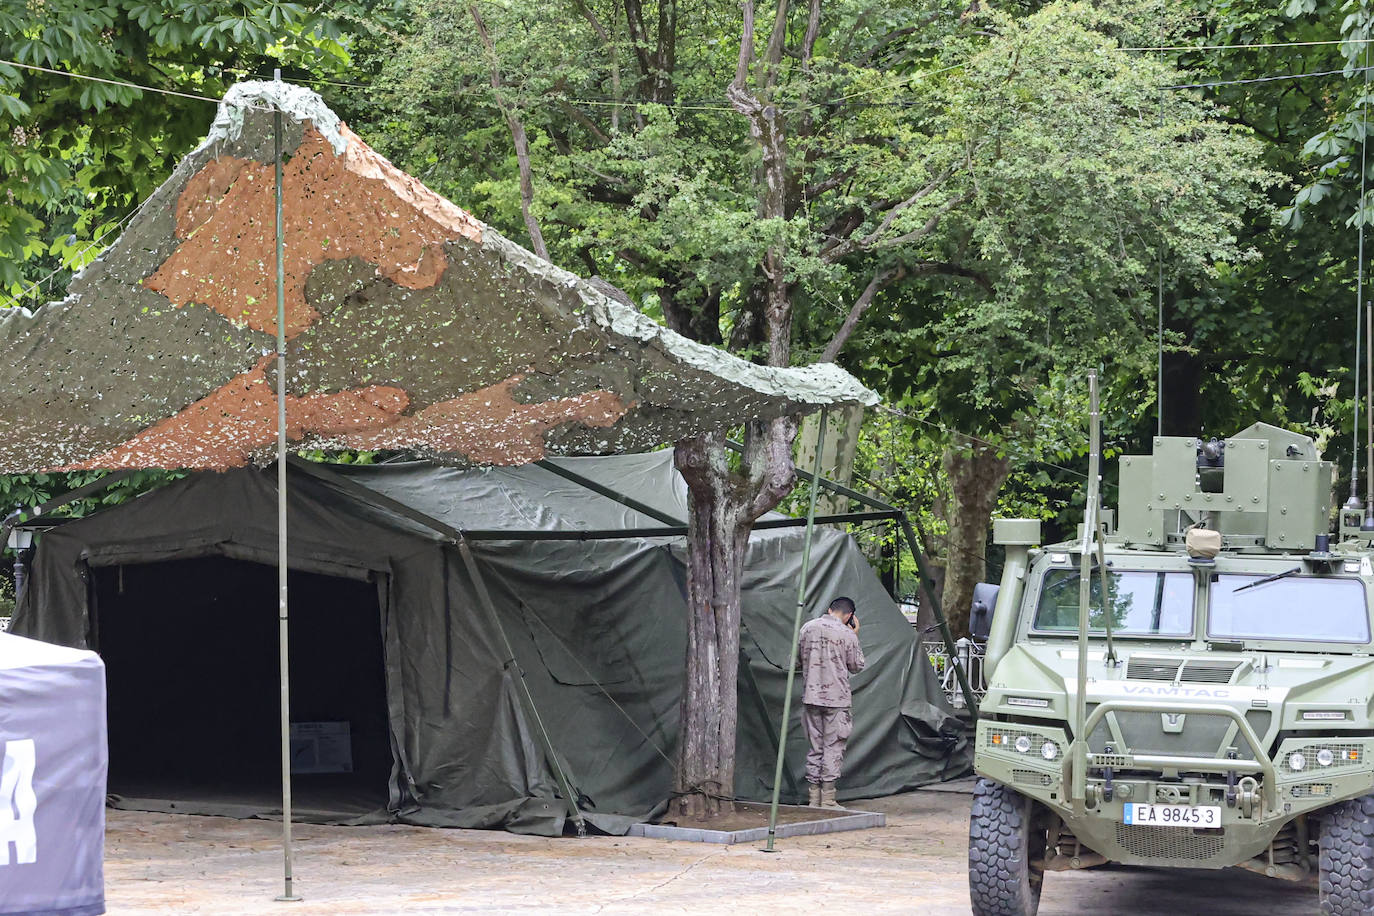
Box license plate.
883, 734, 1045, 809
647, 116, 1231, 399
1123, 803, 1221, 827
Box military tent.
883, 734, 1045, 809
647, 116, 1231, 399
10, 450, 965, 836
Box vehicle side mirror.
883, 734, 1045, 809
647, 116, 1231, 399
969, 582, 999, 641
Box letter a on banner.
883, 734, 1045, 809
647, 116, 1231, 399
0, 738, 37, 865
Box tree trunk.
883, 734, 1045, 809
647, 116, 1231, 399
940, 435, 1011, 637
669, 0, 802, 821
672, 432, 749, 819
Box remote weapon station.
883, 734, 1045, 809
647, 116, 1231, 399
969, 370, 1374, 915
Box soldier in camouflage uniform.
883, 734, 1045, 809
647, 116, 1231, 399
797, 596, 866, 808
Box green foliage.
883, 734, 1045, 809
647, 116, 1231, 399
0, 0, 398, 299
870, 2, 1271, 439
0, 468, 186, 561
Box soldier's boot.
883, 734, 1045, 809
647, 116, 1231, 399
821, 782, 842, 808
807, 782, 821, 807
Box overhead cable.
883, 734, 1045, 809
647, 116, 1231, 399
0, 58, 273, 109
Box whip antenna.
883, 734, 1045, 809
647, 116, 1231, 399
1352, 35, 1372, 516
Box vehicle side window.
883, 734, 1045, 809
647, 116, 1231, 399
1032, 569, 1193, 637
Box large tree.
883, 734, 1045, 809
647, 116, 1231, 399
843, 3, 1273, 632
356, 0, 1271, 816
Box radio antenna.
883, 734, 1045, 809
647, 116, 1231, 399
1352, 35, 1372, 516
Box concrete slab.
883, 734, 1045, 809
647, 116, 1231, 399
627, 809, 885, 844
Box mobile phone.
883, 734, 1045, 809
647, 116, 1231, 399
845, 612, 857, 629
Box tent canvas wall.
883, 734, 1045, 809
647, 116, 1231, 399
11, 451, 966, 836
0, 632, 106, 916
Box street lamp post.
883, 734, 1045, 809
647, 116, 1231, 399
7, 526, 33, 605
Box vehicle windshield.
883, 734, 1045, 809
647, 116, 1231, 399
1032, 569, 1193, 637
1208, 574, 1370, 644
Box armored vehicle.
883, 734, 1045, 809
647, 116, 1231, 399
969, 387, 1374, 914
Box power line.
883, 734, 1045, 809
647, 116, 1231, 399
0, 59, 273, 110
1115, 37, 1374, 52
873, 402, 1091, 480
1162, 66, 1372, 90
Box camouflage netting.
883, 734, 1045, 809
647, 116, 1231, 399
0, 81, 876, 474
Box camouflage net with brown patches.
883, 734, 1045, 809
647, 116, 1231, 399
0, 82, 874, 474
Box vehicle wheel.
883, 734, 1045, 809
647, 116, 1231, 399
1320, 794, 1374, 914
969, 778, 1046, 916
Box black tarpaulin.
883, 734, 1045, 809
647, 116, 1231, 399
11, 450, 967, 836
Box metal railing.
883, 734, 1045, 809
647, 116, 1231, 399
927, 637, 987, 710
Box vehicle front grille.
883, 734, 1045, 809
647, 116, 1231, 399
1179, 660, 1243, 684
1126, 659, 1180, 681
1114, 824, 1226, 861
1124, 657, 1243, 684
1089, 709, 1261, 762
1291, 782, 1335, 798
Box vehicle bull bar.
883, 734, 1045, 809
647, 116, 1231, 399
1069, 700, 1278, 811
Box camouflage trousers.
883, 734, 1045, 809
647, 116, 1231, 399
802, 704, 853, 784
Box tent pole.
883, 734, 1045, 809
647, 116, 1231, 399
271, 72, 300, 904
765, 407, 828, 852
456, 539, 589, 837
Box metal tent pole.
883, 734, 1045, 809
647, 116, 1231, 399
764, 407, 829, 852
272, 71, 300, 904
1069, 369, 1101, 818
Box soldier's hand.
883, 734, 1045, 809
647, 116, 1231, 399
849, 613, 860, 633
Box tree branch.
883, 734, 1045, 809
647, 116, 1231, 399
731, 0, 756, 95
800, 0, 822, 67
470, 3, 549, 261
557, 98, 611, 144
820, 264, 901, 362
876, 191, 970, 249
821, 164, 957, 263
763, 0, 790, 86
571, 0, 622, 131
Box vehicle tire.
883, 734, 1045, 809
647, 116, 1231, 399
969, 778, 1046, 916
1320, 794, 1374, 914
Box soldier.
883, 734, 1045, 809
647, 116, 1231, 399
797, 595, 866, 808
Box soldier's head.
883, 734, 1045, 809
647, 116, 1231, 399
828, 596, 856, 621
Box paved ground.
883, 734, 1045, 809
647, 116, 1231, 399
104, 783, 1315, 914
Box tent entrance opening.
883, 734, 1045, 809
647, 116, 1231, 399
92, 556, 392, 818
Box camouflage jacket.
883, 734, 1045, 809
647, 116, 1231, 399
798, 615, 866, 708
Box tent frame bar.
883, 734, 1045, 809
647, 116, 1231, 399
285, 456, 898, 541
533, 459, 684, 527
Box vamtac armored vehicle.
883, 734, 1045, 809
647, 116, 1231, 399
969, 385, 1374, 915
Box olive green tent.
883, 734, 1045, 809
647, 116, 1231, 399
11, 450, 967, 836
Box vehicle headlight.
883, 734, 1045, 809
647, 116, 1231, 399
1041, 741, 1058, 761
1317, 749, 1335, 767
1014, 736, 1032, 754
1289, 752, 1307, 772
